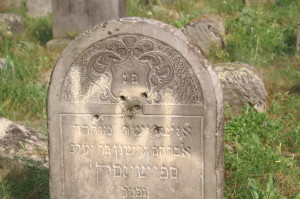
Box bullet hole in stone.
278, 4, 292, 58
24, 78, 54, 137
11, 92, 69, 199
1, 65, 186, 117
107, 31, 112, 35
141, 92, 148, 98
93, 115, 99, 119
120, 95, 126, 101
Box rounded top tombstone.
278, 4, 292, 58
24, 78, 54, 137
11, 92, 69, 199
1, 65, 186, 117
48, 17, 224, 199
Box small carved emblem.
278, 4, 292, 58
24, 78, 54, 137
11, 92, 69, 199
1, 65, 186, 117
62, 35, 203, 104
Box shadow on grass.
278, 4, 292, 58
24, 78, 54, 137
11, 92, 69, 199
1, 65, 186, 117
0, 157, 49, 199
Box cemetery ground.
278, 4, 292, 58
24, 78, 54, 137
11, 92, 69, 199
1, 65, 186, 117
0, 0, 299, 198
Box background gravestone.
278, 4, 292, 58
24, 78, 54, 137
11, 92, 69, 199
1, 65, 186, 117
47, 0, 126, 50
48, 17, 224, 198
26, 0, 52, 18
181, 14, 225, 54
213, 62, 267, 112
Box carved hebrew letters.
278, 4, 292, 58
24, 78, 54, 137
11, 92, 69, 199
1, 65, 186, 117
60, 114, 203, 198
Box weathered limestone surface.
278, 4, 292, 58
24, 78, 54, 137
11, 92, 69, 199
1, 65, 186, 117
214, 62, 267, 112
48, 17, 224, 198
181, 14, 225, 54
0, 0, 22, 12
0, 117, 48, 165
26, 0, 52, 18
0, 13, 24, 36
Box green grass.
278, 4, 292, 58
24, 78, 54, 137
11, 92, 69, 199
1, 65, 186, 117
0, 0, 299, 198
0, 157, 49, 199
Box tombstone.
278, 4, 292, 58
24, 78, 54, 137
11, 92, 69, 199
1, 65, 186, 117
46, 0, 126, 50
48, 17, 224, 198
26, 0, 52, 18
213, 62, 267, 112
181, 14, 225, 55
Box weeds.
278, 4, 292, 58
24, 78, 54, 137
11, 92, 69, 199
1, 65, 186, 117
26, 15, 53, 45
0, 0, 299, 198
0, 157, 49, 199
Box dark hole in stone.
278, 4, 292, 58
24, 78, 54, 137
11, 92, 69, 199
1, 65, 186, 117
93, 115, 99, 119
141, 92, 148, 98
120, 96, 126, 101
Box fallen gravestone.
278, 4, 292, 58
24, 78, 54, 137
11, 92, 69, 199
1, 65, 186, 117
181, 14, 225, 54
47, 0, 126, 50
0, 117, 48, 166
0, 0, 22, 12
48, 17, 224, 198
213, 62, 267, 112
0, 13, 24, 36
26, 0, 52, 18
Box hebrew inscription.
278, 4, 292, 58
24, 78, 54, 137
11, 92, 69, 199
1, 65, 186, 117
61, 114, 203, 198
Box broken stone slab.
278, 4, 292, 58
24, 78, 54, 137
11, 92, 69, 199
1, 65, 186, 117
0, 0, 23, 12
213, 62, 267, 112
26, 0, 52, 18
181, 14, 225, 54
0, 13, 24, 36
0, 58, 6, 69
0, 117, 48, 167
